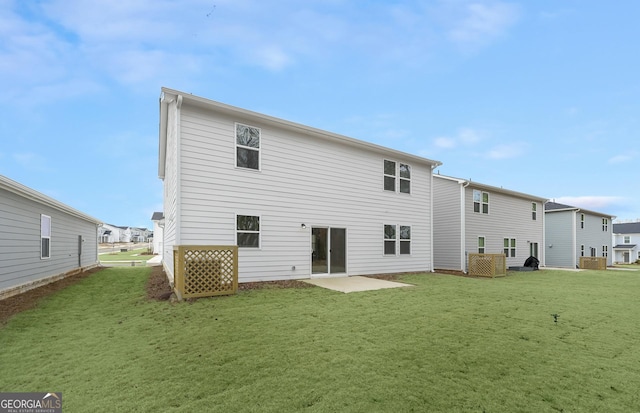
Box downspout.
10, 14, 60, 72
572, 210, 578, 268
461, 180, 470, 273
430, 164, 436, 272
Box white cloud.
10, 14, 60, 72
608, 152, 636, 164
434, 137, 456, 149
554, 196, 625, 211
444, 1, 520, 50
486, 142, 528, 159
432, 127, 482, 150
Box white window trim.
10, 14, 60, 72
236, 214, 261, 249
383, 224, 396, 255
473, 190, 489, 214
383, 159, 411, 194
503, 237, 516, 258
478, 236, 486, 254
399, 225, 411, 255
532, 202, 537, 220
235, 122, 261, 171
383, 224, 412, 255
41, 214, 51, 260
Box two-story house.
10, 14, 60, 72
544, 202, 615, 268
433, 174, 547, 272
612, 221, 640, 264
158, 88, 442, 283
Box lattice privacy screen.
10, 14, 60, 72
579, 256, 606, 270
468, 253, 506, 277
174, 245, 238, 299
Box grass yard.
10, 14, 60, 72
1, 268, 640, 412
99, 248, 152, 263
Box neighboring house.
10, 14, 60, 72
544, 202, 615, 268
0, 174, 101, 299
433, 174, 547, 272
98, 223, 121, 244
151, 212, 164, 255
612, 221, 640, 264
117, 226, 132, 243
130, 227, 151, 242
158, 87, 442, 283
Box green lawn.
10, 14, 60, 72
1, 268, 640, 412
99, 248, 152, 263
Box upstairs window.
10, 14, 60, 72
384, 160, 396, 192
473, 190, 489, 214
602, 218, 608, 232
503, 238, 516, 258
399, 164, 411, 194
237, 215, 260, 248
383, 160, 411, 193
580, 214, 585, 229
41, 214, 51, 259
236, 123, 260, 170
532, 203, 537, 220
624, 236, 631, 244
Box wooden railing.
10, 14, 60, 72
468, 253, 507, 277
173, 245, 238, 300
579, 256, 607, 270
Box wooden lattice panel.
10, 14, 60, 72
579, 257, 606, 270
468, 253, 506, 277
174, 245, 238, 299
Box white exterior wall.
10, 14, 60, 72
576, 213, 613, 266
432, 176, 464, 271
162, 99, 180, 282
0, 182, 100, 297
545, 210, 577, 268
464, 185, 545, 269
152, 220, 164, 255
165, 100, 436, 282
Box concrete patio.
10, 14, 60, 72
302, 276, 413, 293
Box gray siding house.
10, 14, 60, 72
612, 221, 640, 264
544, 202, 615, 268
0, 175, 101, 299
158, 87, 442, 283
433, 174, 547, 272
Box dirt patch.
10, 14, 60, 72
145, 265, 173, 300
0, 267, 103, 326
238, 279, 316, 291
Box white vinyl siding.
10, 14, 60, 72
465, 186, 544, 268
0, 186, 99, 294
174, 103, 435, 282
432, 176, 464, 271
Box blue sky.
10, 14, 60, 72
1, 0, 638, 228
